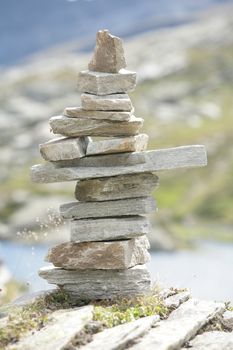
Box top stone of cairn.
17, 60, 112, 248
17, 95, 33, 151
88, 29, 127, 73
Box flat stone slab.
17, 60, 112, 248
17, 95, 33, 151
49, 115, 143, 137
60, 196, 156, 219
63, 107, 133, 122
31, 145, 207, 183
131, 299, 225, 349
45, 236, 150, 270
86, 134, 148, 156
81, 93, 133, 111
164, 291, 191, 309
39, 264, 151, 300
75, 173, 159, 201
77, 69, 137, 95
70, 216, 150, 242
39, 136, 87, 161
8, 306, 93, 350
184, 331, 233, 350
83, 315, 159, 350
88, 29, 126, 73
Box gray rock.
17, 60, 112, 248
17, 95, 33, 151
70, 216, 150, 242
60, 196, 156, 219
81, 93, 133, 111
88, 29, 126, 73
45, 236, 150, 270
49, 115, 143, 137
39, 136, 87, 161
86, 134, 148, 156
185, 331, 233, 350
31, 145, 207, 183
8, 306, 93, 350
164, 291, 191, 309
39, 264, 151, 300
131, 299, 225, 350
77, 69, 137, 95
75, 173, 158, 201
63, 107, 133, 122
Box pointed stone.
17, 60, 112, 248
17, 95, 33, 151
77, 70, 137, 95
39, 265, 151, 300
75, 173, 159, 201
49, 115, 143, 137
45, 236, 150, 270
88, 30, 126, 73
63, 107, 133, 122
60, 196, 156, 219
39, 136, 87, 161
81, 93, 133, 111
70, 216, 150, 242
86, 134, 148, 156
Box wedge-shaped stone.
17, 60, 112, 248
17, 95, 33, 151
86, 134, 148, 156
184, 331, 233, 350
88, 30, 126, 73
39, 136, 87, 161
45, 236, 150, 270
77, 69, 137, 95
131, 299, 225, 350
70, 216, 150, 242
31, 145, 207, 183
81, 93, 133, 111
75, 173, 158, 201
63, 107, 133, 122
49, 115, 143, 137
60, 196, 156, 219
39, 264, 151, 300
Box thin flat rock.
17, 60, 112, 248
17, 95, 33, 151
131, 299, 225, 350
49, 115, 143, 137
88, 29, 126, 73
8, 306, 93, 350
77, 69, 137, 95
184, 331, 233, 350
164, 291, 191, 309
82, 315, 159, 350
45, 236, 150, 270
86, 134, 148, 156
31, 145, 207, 183
60, 196, 156, 219
75, 173, 158, 201
70, 216, 150, 242
39, 136, 87, 161
63, 107, 133, 122
39, 264, 151, 300
81, 93, 133, 111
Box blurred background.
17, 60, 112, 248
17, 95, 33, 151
0, 0, 233, 305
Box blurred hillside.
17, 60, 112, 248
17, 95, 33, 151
0, 5, 233, 246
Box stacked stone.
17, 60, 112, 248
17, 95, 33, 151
33, 30, 207, 301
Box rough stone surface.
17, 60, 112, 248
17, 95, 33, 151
39, 136, 87, 161
60, 196, 156, 219
77, 69, 137, 95
70, 216, 150, 242
86, 134, 148, 156
49, 115, 143, 137
88, 29, 126, 73
82, 315, 159, 350
81, 93, 133, 111
8, 306, 93, 350
131, 299, 225, 350
45, 236, 150, 270
31, 145, 207, 183
185, 331, 233, 350
39, 264, 151, 300
63, 107, 133, 122
164, 291, 191, 309
75, 172, 158, 201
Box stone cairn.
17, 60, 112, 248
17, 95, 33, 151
31, 30, 207, 301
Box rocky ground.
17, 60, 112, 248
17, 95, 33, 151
0, 4, 233, 248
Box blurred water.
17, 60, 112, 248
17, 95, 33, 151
0, 240, 232, 301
